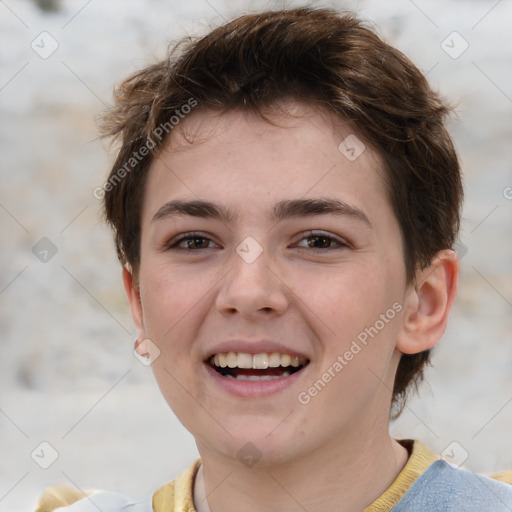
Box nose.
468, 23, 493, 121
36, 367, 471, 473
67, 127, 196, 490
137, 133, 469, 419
215, 242, 289, 319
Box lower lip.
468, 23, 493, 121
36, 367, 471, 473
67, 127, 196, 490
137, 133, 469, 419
204, 363, 307, 398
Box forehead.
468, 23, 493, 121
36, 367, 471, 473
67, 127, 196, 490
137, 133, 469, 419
143, 102, 390, 223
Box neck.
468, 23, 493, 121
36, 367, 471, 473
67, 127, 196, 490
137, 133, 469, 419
195, 431, 409, 512
193, 464, 211, 512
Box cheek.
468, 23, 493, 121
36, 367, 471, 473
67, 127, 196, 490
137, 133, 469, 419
290, 260, 404, 400
138, 263, 206, 350
288, 261, 396, 337
139, 265, 208, 429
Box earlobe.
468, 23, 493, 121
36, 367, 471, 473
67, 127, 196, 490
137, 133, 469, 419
396, 249, 459, 355
122, 266, 146, 341
134, 338, 150, 358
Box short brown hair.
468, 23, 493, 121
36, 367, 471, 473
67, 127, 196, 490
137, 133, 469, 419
100, 7, 463, 417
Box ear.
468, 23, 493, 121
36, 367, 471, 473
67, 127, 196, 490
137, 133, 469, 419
122, 265, 147, 355
396, 249, 459, 354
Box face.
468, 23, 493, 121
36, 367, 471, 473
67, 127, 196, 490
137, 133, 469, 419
127, 103, 415, 466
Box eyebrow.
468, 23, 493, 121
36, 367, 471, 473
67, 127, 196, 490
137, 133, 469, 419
151, 197, 372, 227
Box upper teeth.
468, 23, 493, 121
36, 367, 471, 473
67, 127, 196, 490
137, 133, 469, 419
212, 352, 307, 370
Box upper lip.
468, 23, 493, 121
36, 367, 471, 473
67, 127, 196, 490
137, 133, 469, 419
204, 339, 310, 361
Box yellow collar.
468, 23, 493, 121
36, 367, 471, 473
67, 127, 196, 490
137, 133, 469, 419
152, 439, 439, 512
362, 439, 439, 511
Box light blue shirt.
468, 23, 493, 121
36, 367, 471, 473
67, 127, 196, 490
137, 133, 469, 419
392, 460, 512, 511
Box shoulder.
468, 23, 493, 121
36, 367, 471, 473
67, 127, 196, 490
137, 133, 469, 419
34, 459, 201, 512
34, 484, 89, 511
489, 470, 512, 484
393, 459, 512, 511
152, 458, 201, 511
34, 484, 151, 512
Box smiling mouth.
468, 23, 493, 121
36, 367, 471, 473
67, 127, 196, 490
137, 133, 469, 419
207, 352, 309, 381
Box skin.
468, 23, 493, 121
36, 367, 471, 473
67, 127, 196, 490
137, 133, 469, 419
123, 102, 459, 512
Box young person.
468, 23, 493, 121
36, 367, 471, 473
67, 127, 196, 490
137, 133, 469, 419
36, 6, 512, 512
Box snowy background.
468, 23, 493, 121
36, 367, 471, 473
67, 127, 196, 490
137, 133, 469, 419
0, 0, 511, 510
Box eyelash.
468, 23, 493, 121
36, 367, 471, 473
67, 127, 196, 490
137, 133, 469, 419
165, 231, 348, 252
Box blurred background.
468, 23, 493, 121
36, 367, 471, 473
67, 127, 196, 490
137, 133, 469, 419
0, 0, 511, 510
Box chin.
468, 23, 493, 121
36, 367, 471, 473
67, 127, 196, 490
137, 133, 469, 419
198, 419, 307, 468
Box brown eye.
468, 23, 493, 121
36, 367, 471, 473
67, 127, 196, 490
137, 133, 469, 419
295, 231, 347, 251
183, 237, 210, 249
166, 232, 218, 251
306, 235, 333, 249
